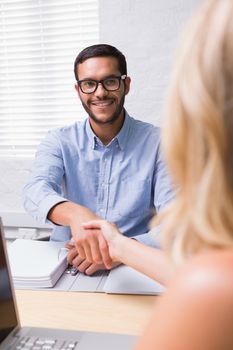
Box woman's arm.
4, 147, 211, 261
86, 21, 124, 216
82, 220, 174, 286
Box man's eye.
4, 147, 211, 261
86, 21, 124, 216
83, 81, 96, 88
105, 78, 118, 86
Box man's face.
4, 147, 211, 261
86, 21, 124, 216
75, 56, 130, 125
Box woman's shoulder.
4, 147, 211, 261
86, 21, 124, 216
136, 250, 233, 350
169, 249, 233, 316
178, 249, 233, 287
172, 249, 233, 297
162, 249, 233, 348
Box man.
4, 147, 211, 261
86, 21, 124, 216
23, 44, 173, 275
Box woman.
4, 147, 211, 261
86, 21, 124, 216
83, 0, 233, 348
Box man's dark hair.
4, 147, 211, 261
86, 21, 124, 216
74, 44, 127, 81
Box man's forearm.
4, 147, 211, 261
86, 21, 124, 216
48, 201, 99, 228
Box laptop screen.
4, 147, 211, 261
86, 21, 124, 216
0, 221, 18, 344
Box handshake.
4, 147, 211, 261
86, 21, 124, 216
65, 220, 127, 276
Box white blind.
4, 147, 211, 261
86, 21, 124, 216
0, 0, 99, 157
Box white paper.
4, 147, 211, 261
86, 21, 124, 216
8, 239, 68, 287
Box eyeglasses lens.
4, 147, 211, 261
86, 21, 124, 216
80, 77, 121, 94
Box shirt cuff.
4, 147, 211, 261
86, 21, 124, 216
38, 195, 68, 225
132, 226, 162, 248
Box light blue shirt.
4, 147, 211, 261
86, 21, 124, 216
23, 112, 173, 246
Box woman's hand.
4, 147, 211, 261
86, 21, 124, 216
81, 220, 125, 262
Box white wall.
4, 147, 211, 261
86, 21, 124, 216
0, 0, 200, 227
0, 158, 31, 213
99, 0, 200, 125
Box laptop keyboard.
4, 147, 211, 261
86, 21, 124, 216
14, 336, 79, 350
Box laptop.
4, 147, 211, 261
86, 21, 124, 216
0, 218, 136, 350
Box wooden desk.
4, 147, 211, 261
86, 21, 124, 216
15, 290, 156, 336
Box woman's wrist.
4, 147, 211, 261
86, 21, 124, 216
112, 234, 130, 262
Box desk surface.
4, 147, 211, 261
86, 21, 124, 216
15, 290, 156, 336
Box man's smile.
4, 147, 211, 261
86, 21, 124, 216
91, 99, 114, 107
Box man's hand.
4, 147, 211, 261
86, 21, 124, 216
72, 225, 113, 269
65, 241, 118, 276
48, 201, 113, 269
81, 220, 125, 262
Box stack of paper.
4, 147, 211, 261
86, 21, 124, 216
8, 239, 68, 288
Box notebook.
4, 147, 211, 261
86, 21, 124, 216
0, 218, 136, 350
7, 238, 165, 295
8, 239, 68, 288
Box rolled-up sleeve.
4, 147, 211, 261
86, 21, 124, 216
133, 146, 174, 247
153, 145, 174, 213
23, 130, 68, 224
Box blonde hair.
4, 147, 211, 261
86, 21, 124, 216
153, 0, 233, 264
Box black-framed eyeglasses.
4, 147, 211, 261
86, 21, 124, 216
77, 75, 127, 94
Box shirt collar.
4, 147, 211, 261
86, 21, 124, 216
85, 110, 131, 150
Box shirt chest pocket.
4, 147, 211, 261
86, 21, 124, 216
116, 178, 152, 218
77, 160, 100, 197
